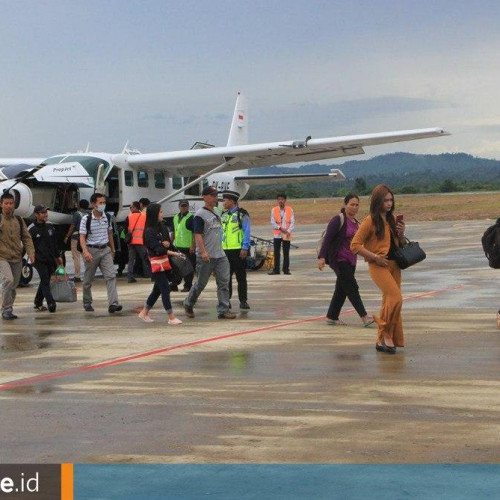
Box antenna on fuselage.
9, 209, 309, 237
85, 142, 90, 153
121, 141, 129, 154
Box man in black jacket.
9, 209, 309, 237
28, 204, 63, 312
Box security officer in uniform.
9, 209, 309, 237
172, 200, 195, 292
221, 190, 251, 310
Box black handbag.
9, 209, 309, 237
393, 238, 426, 269
170, 253, 194, 277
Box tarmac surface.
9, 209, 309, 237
0, 221, 498, 464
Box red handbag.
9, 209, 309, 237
149, 255, 172, 273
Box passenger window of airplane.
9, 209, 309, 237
138, 170, 149, 188
154, 171, 165, 189
172, 176, 183, 189
125, 171, 134, 187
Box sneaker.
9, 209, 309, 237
48, 302, 56, 313
168, 317, 183, 325
268, 270, 280, 275
84, 304, 94, 312
180, 287, 191, 292
2, 311, 18, 320
184, 301, 195, 318
283, 270, 291, 275
170, 284, 179, 292
240, 301, 250, 310
218, 311, 237, 319
34, 305, 48, 312
128, 277, 137, 283
138, 310, 154, 323
108, 304, 123, 313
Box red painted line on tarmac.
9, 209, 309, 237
0, 285, 463, 391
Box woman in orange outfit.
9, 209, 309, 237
350, 185, 406, 354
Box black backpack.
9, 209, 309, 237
481, 218, 500, 269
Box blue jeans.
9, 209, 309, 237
185, 256, 230, 314
145, 271, 172, 313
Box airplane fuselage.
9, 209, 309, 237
1, 152, 250, 224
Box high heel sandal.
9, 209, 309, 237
375, 339, 396, 354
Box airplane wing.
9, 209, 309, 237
122, 128, 449, 177
235, 169, 346, 186
0, 158, 44, 168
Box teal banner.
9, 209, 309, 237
74, 464, 499, 499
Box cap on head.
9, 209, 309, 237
221, 190, 240, 202
34, 204, 48, 213
178, 200, 189, 207
201, 186, 218, 196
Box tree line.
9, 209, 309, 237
245, 152, 500, 199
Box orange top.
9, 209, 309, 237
350, 214, 392, 257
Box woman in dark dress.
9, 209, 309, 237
317, 194, 373, 327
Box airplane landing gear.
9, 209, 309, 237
19, 257, 33, 287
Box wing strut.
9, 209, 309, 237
155, 157, 239, 205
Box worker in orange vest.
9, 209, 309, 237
126, 198, 151, 282
269, 193, 295, 275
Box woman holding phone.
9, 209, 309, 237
318, 193, 374, 327
351, 184, 406, 354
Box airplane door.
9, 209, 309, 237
95, 163, 106, 193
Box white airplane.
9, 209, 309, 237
0, 92, 449, 224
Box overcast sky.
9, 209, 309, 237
1, 0, 499, 163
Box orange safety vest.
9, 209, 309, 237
272, 205, 293, 237
127, 212, 146, 245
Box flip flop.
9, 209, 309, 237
326, 319, 347, 326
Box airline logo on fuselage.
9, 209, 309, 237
52, 166, 74, 173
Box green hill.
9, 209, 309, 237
246, 153, 500, 198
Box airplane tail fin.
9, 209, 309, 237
227, 92, 248, 147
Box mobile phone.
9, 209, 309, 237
396, 214, 404, 223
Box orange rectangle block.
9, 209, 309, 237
61, 463, 74, 500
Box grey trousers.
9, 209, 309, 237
0, 259, 22, 314
185, 256, 230, 314
82, 247, 119, 307
127, 244, 151, 278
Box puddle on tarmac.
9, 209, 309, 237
159, 349, 373, 379
4, 384, 54, 395
0, 332, 53, 353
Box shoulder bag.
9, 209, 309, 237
149, 254, 172, 273
393, 237, 426, 269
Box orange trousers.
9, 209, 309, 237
369, 261, 404, 347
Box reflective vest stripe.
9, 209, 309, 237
272, 206, 293, 237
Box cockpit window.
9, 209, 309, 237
40, 156, 66, 166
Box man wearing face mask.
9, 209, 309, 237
79, 192, 122, 314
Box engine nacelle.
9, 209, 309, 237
0, 181, 34, 217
